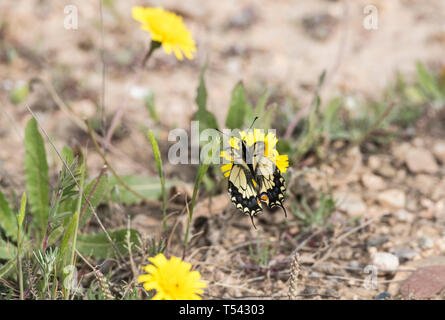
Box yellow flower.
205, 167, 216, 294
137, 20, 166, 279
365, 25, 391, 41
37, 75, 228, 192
220, 129, 289, 176
138, 253, 206, 300
271, 150, 289, 173
132, 6, 196, 60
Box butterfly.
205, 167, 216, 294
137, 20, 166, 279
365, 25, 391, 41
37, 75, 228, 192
220, 122, 289, 228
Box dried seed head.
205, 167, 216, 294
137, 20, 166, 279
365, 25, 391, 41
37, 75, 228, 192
288, 253, 300, 300
95, 270, 114, 300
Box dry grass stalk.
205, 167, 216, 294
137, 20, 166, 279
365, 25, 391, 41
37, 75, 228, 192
288, 253, 300, 300
95, 270, 114, 300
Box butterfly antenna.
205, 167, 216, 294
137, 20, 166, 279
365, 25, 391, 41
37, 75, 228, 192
249, 214, 257, 229
215, 128, 231, 137
248, 116, 259, 130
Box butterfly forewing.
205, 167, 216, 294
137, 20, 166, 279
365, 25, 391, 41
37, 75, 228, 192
228, 162, 262, 216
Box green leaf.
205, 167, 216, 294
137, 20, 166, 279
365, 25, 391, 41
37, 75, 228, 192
147, 130, 167, 230
225, 82, 251, 129
77, 229, 140, 259
0, 239, 17, 260
47, 225, 65, 247
0, 259, 16, 279
196, 64, 208, 111
244, 107, 254, 126
317, 70, 327, 88
0, 190, 17, 240
9, 83, 29, 105
60, 212, 79, 257
24, 118, 50, 238
260, 102, 278, 131
109, 175, 174, 205
61, 146, 74, 165
254, 90, 270, 118
193, 64, 218, 133
78, 174, 109, 228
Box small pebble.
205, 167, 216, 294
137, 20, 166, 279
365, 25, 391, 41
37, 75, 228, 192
349, 260, 360, 269
393, 247, 419, 262
419, 236, 434, 249
372, 252, 399, 272
367, 236, 389, 247
375, 291, 391, 300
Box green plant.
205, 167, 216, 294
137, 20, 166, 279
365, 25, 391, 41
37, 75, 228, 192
147, 130, 167, 231
33, 247, 58, 298
248, 236, 272, 268
193, 63, 218, 134
183, 137, 219, 247
147, 238, 166, 257
16, 192, 27, 300
0, 117, 141, 299
292, 192, 336, 230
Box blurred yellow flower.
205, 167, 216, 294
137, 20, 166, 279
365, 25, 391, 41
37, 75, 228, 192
132, 6, 196, 61
138, 253, 206, 300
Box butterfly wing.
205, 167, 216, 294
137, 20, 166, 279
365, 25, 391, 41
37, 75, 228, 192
228, 163, 262, 218
254, 154, 287, 216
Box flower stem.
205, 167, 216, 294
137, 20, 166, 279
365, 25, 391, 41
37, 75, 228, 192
141, 41, 161, 67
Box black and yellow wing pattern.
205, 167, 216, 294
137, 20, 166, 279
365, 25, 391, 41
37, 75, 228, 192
221, 129, 288, 228
254, 154, 287, 216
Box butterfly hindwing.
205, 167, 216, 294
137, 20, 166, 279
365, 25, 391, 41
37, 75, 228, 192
254, 153, 287, 216
228, 163, 262, 217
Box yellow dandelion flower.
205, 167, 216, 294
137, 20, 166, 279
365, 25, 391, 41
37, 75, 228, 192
138, 253, 206, 300
132, 6, 196, 61
220, 128, 289, 175
272, 150, 289, 173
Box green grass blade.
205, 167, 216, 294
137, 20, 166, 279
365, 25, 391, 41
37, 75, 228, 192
147, 130, 167, 231
24, 118, 50, 240
17, 192, 27, 228
416, 62, 443, 101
